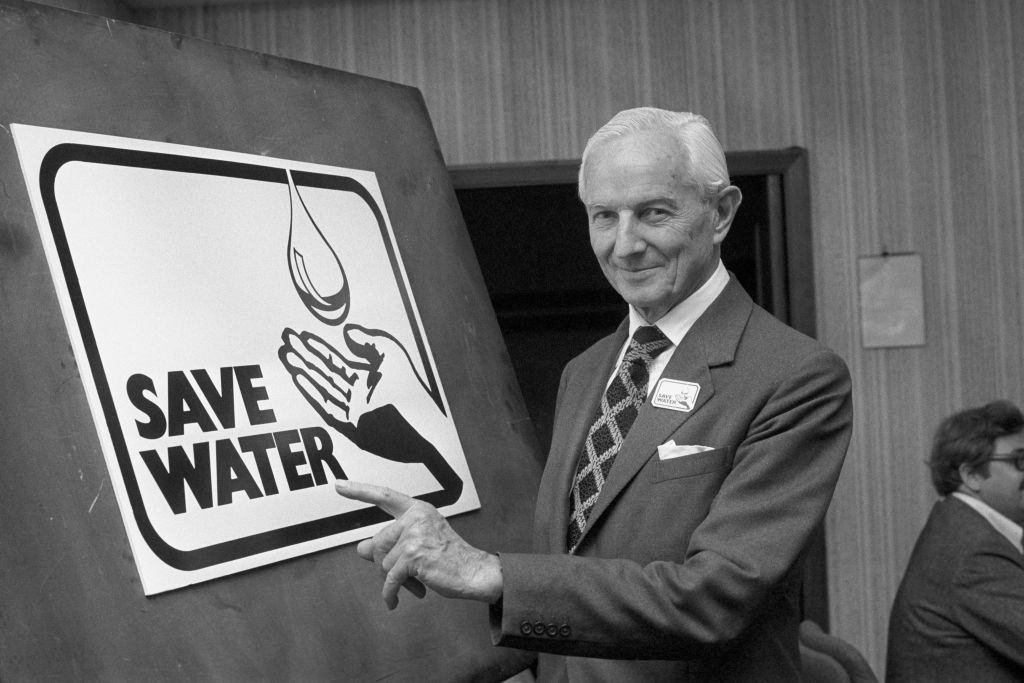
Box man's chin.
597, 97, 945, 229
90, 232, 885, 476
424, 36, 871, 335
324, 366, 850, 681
621, 296, 673, 323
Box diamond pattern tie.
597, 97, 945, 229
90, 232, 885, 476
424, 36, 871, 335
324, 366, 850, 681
567, 325, 672, 553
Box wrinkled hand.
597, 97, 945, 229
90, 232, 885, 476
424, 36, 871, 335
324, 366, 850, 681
279, 324, 442, 442
336, 480, 502, 609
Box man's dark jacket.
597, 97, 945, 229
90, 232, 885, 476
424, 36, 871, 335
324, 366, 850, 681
887, 495, 1024, 681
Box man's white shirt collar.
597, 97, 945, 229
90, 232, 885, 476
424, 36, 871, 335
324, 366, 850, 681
952, 492, 1024, 554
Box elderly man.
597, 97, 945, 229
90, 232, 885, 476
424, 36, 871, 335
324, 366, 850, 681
886, 400, 1024, 682
326, 108, 853, 680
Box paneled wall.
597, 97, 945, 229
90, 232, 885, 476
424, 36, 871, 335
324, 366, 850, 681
38, 0, 1024, 677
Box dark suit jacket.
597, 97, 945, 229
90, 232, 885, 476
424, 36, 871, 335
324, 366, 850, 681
490, 277, 853, 681
886, 496, 1024, 682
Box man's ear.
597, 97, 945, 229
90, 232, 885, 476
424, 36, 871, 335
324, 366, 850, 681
958, 462, 985, 492
710, 185, 742, 246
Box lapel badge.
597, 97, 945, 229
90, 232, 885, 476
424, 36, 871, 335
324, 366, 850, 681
651, 378, 700, 412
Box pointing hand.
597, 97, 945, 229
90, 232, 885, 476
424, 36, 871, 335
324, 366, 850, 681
336, 480, 502, 610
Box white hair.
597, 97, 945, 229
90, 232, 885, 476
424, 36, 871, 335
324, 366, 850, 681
578, 107, 731, 202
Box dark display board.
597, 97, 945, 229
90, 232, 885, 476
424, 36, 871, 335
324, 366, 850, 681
0, 2, 541, 679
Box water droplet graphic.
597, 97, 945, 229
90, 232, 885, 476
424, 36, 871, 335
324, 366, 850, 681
286, 170, 349, 325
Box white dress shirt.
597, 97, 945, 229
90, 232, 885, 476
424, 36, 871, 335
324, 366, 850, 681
952, 491, 1024, 554
608, 260, 730, 395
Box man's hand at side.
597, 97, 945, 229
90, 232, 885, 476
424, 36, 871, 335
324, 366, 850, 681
336, 480, 503, 609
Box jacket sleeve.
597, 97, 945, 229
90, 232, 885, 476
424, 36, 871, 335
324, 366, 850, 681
490, 347, 852, 659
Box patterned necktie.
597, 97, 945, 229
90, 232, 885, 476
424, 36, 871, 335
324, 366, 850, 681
567, 325, 672, 553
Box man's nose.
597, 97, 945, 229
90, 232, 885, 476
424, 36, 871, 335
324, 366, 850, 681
612, 213, 645, 257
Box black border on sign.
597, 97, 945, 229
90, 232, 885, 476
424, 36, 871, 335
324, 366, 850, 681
38, 143, 457, 573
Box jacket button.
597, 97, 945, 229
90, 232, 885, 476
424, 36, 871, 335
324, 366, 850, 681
559, 624, 571, 638
519, 621, 533, 635
546, 623, 558, 637
534, 621, 546, 636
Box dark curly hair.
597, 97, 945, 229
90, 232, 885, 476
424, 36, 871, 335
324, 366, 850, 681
928, 400, 1024, 495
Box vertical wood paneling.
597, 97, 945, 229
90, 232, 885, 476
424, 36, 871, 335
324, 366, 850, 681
41, 0, 1024, 677
717, 0, 804, 148
980, 1, 1024, 400
642, 1, 722, 127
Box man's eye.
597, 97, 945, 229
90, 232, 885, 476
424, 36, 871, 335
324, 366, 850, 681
591, 211, 616, 225
641, 207, 669, 221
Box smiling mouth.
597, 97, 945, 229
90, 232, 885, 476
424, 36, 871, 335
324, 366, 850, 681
622, 270, 659, 282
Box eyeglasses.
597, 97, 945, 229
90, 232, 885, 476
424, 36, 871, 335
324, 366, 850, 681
985, 449, 1024, 472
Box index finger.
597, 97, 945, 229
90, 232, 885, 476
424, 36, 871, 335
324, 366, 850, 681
335, 479, 415, 518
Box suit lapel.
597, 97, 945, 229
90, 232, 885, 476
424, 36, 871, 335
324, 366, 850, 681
575, 277, 754, 549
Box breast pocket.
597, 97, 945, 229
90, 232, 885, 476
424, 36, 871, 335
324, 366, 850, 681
649, 447, 731, 483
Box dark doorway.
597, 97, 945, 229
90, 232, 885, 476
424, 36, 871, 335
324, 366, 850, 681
449, 148, 827, 627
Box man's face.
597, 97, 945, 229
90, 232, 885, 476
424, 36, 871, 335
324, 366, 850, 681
975, 432, 1024, 524
581, 130, 732, 323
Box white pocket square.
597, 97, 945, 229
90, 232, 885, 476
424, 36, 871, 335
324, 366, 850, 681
657, 440, 715, 460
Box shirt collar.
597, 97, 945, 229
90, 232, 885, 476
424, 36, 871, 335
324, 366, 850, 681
952, 492, 1024, 554
627, 260, 729, 345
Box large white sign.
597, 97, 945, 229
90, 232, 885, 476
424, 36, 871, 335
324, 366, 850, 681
14, 125, 479, 595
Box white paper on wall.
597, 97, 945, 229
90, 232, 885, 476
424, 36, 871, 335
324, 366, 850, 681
858, 253, 926, 348
13, 124, 479, 595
